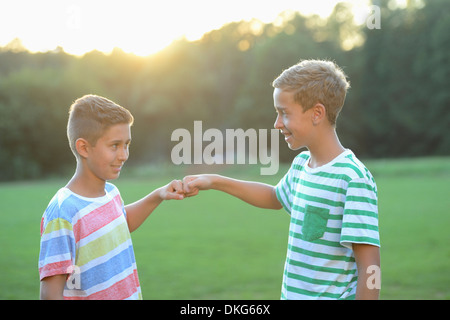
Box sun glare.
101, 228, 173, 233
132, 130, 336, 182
0, 0, 372, 57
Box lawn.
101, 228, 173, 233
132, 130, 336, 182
0, 157, 449, 299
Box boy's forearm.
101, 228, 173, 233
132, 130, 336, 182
125, 188, 164, 232
209, 175, 282, 210
125, 180, 183, 232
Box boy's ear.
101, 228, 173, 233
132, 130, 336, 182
312, 103, 326, 125
75, 138, 89, 158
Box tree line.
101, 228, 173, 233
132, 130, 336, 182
0, 0, 448, 181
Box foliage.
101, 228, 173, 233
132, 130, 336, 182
0, 0, 449, 180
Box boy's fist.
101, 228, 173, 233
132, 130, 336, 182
160, 179, 185, 200
182, 174, 213, 197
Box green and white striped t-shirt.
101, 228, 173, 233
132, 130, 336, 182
275, 149, 380, 300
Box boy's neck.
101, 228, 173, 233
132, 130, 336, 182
307, 128, 345, 169
66, 164, 107, 198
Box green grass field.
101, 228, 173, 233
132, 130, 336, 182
0, 157, 449, 300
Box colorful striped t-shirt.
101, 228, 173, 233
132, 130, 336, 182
39, 182, 142, 300
275, 149, 380, 300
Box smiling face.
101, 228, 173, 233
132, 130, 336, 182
83, 123, 131, 182
273, 88, 315, 151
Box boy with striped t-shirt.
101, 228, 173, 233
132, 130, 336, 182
276, 149, 379, 299
39, 95, 185, 300
182, 60, 380, 299
40, 183, 141, 299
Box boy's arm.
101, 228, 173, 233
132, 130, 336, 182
125, 180, 184, 232
183, 174, 282, 210
353, 243, 381, 300
40, 274, 67, 300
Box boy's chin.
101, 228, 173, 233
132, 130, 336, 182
105, 172, 121, 181
286, 142, 304, 151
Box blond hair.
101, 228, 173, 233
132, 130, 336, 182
272, 59, 350, 125
67, 94, 134, 157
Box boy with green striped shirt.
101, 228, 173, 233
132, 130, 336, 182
182, 59, 380, 299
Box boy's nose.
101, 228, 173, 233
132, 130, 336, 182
118, 146, 129, 162
274, 115, 283, 130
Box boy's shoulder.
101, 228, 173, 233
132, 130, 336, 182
43, 187, 79, 222
290, 149, 375, 184
104, 181, 119, 194
292, 150, 311, 167
43, 182, 120, 222
336, 150, 376, 184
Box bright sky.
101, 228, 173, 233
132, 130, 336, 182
0, 0, 375, 56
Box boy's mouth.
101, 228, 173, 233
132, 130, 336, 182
112, 165, 122, 172
281, 131, 292, 140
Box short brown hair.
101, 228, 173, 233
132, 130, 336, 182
272, 59, 350, 125
67, 94, 134, 157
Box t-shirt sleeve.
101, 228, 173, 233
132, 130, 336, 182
39, 214, 76, 281
275, 166, 295, 215
340, 177, 380, 249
